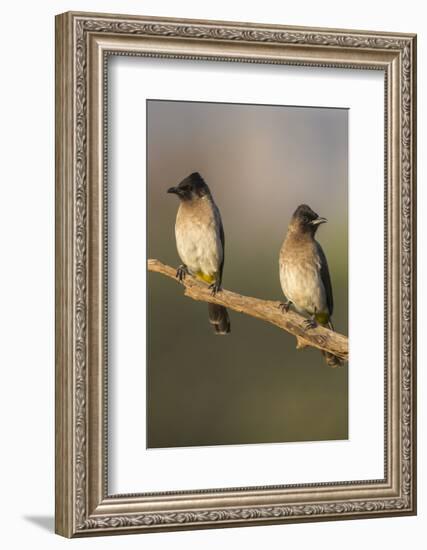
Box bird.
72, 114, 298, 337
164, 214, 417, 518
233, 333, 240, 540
279, 204, 342, 367
167, 172, 230, 335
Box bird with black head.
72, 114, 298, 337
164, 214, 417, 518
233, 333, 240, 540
167, 172, 230, 335
279, 204, 342, 367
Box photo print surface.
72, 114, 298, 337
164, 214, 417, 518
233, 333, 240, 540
147, 99, 348, 448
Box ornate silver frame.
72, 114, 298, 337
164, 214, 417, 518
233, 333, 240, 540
55, 11, 417, 537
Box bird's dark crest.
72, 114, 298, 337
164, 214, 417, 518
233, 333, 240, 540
293, 204, 319, 222
187, 172, 205, 185
179, 172, 207, 190
176, 172, 210, 199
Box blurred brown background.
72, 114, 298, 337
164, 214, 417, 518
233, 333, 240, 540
147, 100, 348, 448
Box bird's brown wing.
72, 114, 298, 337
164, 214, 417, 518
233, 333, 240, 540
218, 212, 225, 287
316, 241, 334, 316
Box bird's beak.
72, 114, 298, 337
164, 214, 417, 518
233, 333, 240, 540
167, 186, 178, 195
311, 216, 327, 225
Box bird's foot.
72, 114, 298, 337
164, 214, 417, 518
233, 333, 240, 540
209, 281, 221, 296
304, 318, 318, 330
278, 301, 292, 313
176, 264, 189, 282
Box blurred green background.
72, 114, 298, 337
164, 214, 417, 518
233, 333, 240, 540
147, 100, 348, 448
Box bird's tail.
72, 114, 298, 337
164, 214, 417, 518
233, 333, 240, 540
208, 303, 231, 335
321, 320, 343, 368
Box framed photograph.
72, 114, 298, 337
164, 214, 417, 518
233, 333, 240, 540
55, 11, 417, 537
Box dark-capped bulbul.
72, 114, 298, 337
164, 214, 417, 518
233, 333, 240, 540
167, 172, 230, 335
279, 204, 342, 367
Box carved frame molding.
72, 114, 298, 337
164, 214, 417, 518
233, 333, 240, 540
55, 11, 416, 537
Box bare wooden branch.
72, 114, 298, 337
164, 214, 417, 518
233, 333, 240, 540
148, 258, 348, 361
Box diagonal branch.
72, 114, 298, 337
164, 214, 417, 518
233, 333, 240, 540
148, 258, 348, 361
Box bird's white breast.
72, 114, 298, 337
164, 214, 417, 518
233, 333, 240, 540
279, 238, 327, 316
175, 198, 222, 277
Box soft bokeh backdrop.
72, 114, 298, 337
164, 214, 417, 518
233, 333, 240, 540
147, 100, 348, 448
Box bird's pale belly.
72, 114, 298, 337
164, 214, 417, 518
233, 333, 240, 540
175, 220, 222, 279
280, 261, 328, 318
